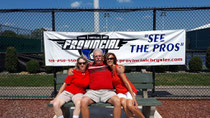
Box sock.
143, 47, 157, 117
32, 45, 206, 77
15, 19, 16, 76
57, 115, 64, 118
53, 115, 57, 118
73, 115, 79, 118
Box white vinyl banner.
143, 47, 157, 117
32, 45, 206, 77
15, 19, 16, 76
44, 30, 186, 66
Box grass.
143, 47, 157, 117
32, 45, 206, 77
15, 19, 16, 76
156, 73, 210, 86
0, 74, 54, 87
0, 73, 210, 87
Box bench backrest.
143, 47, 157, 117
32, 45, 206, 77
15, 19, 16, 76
125, 73, 153, 90
56, 74, 67, 90
126, 73, 153, 98
55, 73, 153, 98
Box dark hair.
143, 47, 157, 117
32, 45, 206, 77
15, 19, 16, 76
104, 53, 117, 65
76, 56, 88, 70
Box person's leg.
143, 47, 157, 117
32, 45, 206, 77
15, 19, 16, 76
72, 97, 82, 117
127, 99, 145, 118
81, 96, 94, 118
53, 98, 65, 117
72, 93, 84, 118
120, 98, 134, 118
107, 95, 121, 118
54, 91, 73, 118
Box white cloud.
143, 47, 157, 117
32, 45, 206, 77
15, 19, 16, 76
71, 1, 82, 8
117, 0, 131, 3
43, 27, 52, 31
3, 22, 15, 26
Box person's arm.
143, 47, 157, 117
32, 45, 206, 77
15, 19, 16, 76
57, 73, 74, 97
56, 83, 67, 97
50, 75, 73, 103
116, 66, 138, 108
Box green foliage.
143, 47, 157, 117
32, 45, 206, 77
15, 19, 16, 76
189, 56, 202, 72
154, 66, 169, 73
31, 28, 46, 39
169, 65, 180, 72
156, 73, 210, 86
5, 47, 18, 73
0, 75, 53, 87
125, 66, 132, 72
1, 30, 17, 37
17, 34, 31, 39
1, 73, 210, 87
206, 47, 210, 71
45, 66, 54, 73
26, 60, 40, 73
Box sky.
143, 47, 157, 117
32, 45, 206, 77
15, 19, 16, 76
0, 0, 209, 33
0, 0, 210, 9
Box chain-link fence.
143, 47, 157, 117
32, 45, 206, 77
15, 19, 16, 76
0, 7, 210, 99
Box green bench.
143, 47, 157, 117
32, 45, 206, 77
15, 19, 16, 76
48, 73, 162, 118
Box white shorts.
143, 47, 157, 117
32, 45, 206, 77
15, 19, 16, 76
57, 90, 83, 103
84, 89, 116, 103
117, 92, 136, 100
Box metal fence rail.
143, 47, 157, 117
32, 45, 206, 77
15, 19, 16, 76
0, 7, 210, 99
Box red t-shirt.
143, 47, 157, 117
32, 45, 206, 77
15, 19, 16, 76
112, 65, 137, 94
88, 63, 113, 90
64, 69, 89, 94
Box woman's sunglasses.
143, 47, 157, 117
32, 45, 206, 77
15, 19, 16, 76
107, 57, 114, 60
78, 62, 87, 65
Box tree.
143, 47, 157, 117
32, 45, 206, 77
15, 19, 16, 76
31, 28, 46, 39
17, 34, 30, 39
1, 30, 17, 37
5, 47, 18, 73
206, 47, 210, 71
26, 60, 40, 73
189, 57, 202, 72
154, 66, 169, 73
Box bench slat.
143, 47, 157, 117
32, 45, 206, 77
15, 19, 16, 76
56, 74, 68, 83
48, 98, 161, 107
133, 84, 153, 89
56, 73, 153, 83
126, 73, 152, 82
56, 84, 153, 90
56, 85, 62, 90
137, 98, 162, 106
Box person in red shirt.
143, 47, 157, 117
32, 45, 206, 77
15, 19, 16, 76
50, 56, 89, 118
80, 49, 121, 118
69, 49, 121, 118
105, 53, 145, 118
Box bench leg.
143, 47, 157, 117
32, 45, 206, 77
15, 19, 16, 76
61, 106, 71, 118
142, 106, 156, 118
